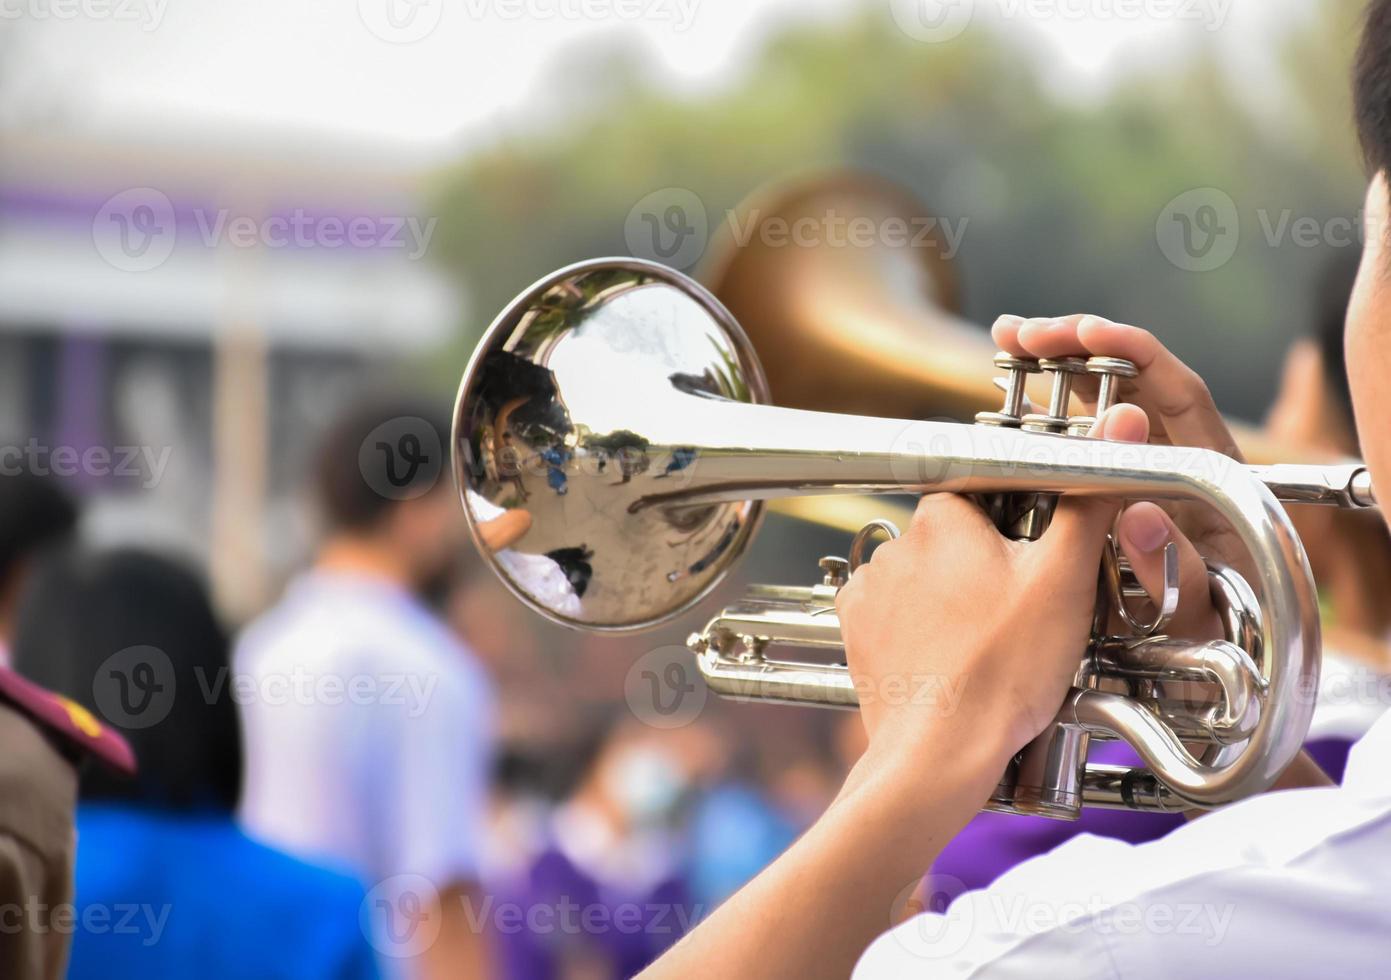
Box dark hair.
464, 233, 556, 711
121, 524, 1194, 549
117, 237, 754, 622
11, 547, 242, 812
0, 472, 78, 596
314, 397, 449, 533
1356, 0, 1391, 177
1314, 248, 1361, 425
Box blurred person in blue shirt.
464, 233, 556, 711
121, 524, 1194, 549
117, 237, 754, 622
12, 547, 380, 980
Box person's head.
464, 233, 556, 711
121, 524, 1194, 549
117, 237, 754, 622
313, 397, 463, 590
10, 547, 241, 812
0, 472, 78, 645
1346, 0, 1391, 498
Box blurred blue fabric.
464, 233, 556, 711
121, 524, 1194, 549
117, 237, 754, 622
685, 782, 798, 908
68, 804, 380, 980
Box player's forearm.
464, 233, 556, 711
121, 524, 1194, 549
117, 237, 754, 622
643, 725, 1006, 979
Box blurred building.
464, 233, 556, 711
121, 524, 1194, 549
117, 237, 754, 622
0, 119, 459, 618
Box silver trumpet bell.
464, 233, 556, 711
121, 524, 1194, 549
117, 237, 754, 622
452, 257, 1377, 818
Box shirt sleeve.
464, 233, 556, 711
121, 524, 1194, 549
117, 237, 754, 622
367, 649, 494, 888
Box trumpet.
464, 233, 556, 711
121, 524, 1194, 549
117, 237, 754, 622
452, 256, 1375, 819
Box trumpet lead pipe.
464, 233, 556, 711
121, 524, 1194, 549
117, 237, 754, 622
1254, 463, 1376, 509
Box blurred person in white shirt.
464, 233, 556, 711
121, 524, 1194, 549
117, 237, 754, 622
236, 398, 495, 980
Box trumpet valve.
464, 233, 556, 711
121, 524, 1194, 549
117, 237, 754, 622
976, 353, 1041, 427
1086, 356, 1139, 419
1022, 357, 1088, 433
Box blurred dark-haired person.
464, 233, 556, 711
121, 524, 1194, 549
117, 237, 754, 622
636, 4, 1391, 976
0, 470, 135, 980
235, 400, 495, 979
11, 547, 377, 979
0, 471, 77, 664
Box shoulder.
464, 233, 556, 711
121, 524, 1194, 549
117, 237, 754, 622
0, 668, 133, 777
858, 781, 1391, 979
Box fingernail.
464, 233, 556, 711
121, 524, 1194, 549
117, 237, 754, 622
1125, 509, 1170, 553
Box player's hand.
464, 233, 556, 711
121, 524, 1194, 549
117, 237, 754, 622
992, 314, 1234, 640
835, 406, 1151, 782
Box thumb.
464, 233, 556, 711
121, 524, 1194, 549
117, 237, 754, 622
1039, 403, 1150, 562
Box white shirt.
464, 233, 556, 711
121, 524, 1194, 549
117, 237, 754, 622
1310, 650, 1391, 742
857, 707, 1391, 977
235, 570, 494, 889
466, 491, 582, 618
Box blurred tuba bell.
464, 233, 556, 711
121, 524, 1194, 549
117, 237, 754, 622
703, 171, 1292, 464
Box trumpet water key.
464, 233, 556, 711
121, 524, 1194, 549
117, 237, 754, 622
452, 257, 1378, 819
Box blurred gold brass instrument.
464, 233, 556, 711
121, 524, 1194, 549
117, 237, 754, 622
704, 172, 1315, 533
452, 176, 1377, 819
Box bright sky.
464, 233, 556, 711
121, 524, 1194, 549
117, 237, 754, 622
2, 0, 1311, 154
